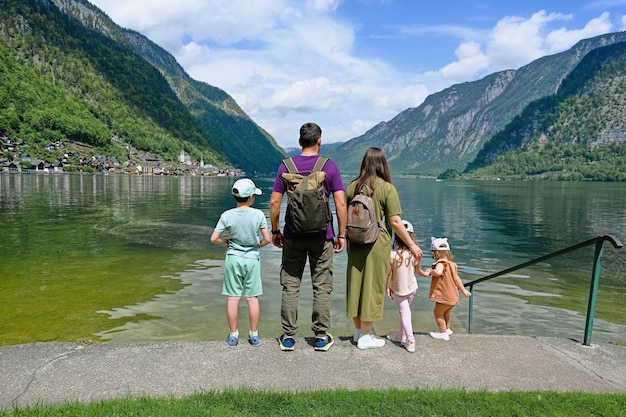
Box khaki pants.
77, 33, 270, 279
280, 237, 334, 336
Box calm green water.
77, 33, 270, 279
1, 173, 625, 345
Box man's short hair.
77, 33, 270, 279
299, 122, 322, 148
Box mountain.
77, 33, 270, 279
285, 141, 345, 157
0, 0, 284, 174
465, 41, 626, 181
327, 31, 626, 177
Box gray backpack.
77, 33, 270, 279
346, 182, 381, 244
281, 156, 332, 236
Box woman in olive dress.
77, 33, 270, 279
345, 147, 423, 349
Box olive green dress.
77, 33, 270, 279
345, 179, 402, 322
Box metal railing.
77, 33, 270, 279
463, 234, 623, 346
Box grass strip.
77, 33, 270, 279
2, 388, 626, 416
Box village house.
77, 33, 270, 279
0, 136, 245, 176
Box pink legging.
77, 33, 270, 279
395, 292, 415, 343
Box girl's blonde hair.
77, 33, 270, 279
392, 231, 417, 266
432, 250, 454, 261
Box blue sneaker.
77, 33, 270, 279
227, 334, 238, 347
249, 332, 261, 347
314, 333, 334, 351
279, 333, 295, 351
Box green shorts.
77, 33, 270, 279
222, 254, 263, 297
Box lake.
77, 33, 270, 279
1, 173, 625, 346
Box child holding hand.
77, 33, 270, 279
385, 220, 419, 353
417, 237, 471, 341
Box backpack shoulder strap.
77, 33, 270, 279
312, 156, 329, 173
283, 156, 328, 175
283, 157, 298, 174
360, 179, 383, 196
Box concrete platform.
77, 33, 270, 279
1, 334, 625, 410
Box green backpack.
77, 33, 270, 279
281, 156, 332, 236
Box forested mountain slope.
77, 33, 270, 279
465, 41, 626, 181
0, 0, 284, 174
116, 28, 284, 175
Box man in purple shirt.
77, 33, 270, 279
270, 122, 347, 352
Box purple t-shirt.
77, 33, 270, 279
272, 155, 344, 240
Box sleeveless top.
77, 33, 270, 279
428, 259, 460, 305
389, 249, 418, 296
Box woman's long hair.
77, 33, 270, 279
353, 147, 392, 192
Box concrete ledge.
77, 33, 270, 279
1, 334, 624, 410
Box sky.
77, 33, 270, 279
88, 0, 626, 150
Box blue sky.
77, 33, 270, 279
89, 0, 626, 149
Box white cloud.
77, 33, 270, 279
429, 41, 489, 80
96, 0, 294, 50
373, 84, 429, 111
546, 12, 613, 51
427, 10, 615, 83
264, 78, 349, 114
307, 0, 340, 12
487, 11, 571, 69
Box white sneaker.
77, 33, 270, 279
404, 340, 416, 353
357, 334, 385, 349
386, 331, 406, 344
354, 327, 377, 343
429, 331, 450, 341
446, 329, 453, 336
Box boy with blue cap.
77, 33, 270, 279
211, 178, 271, 347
